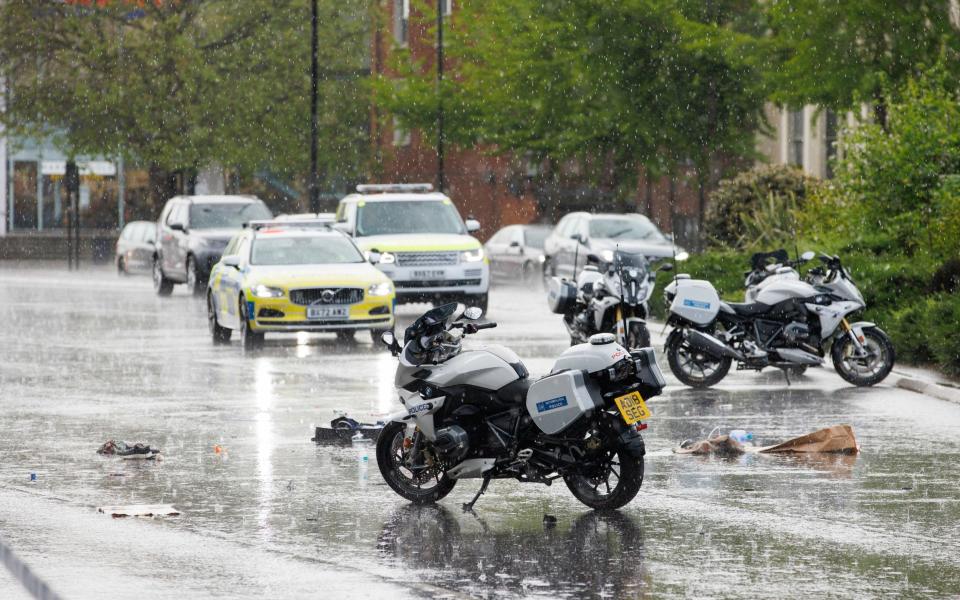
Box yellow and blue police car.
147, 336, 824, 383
206, 219, 395, 348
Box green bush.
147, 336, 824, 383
704, 164, 820, 249
890, 294, 960, 376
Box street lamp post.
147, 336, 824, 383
309, 0, 320, 212
436, 0, 445, 193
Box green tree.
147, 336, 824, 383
380, 0, 769, 202
765, 0, 960, 127
0, 0, 371, 206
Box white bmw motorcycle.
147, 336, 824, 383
375, 303, 666, 510
663, 253, 895, 388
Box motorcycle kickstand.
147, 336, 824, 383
462, 475, 492, 512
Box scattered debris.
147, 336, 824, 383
29, 472, 36, 482
97, 504, 180, 518
312, 415, 383, 443
542, 514, 557, 529
98, 440, 161, 460
675, 425, 860, 457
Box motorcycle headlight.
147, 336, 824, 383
601, 250, 615, 263
367, 282, 393, 297
252, 284, 284, 298
460, 248, 484, 263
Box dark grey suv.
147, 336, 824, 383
153, 195, 272, 296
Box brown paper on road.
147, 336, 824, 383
673, 425, 859, 456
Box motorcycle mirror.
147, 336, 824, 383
367, 251, 382, 264
801, 250, 815, 261
380, 331, 400, 355
463, 307, 483, 320
586, 253, 600, 264
660, 263, 674, 272
674, 251, 689, 262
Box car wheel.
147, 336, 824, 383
239, 295, 264, 351
153, 257, 174, 296
117, 257, 128, 276
208, 292, 232, 345
186, 256, 205, 297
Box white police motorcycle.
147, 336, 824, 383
663, 253, 895, 388
375, 303, 666, 510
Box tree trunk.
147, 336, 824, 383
873, 92, 888, 131
148, 164, 179, 218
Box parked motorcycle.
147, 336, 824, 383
662, 253, 895, 388
375, 302, 666, 510
547, 249, 677, 349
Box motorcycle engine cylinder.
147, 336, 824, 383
433, 426, 470, 461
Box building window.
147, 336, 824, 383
825, 110, 839, 179
392, 117, 411, 147
393, 0, 409, 46
787, 109, 804, 167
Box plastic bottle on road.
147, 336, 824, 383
729, 429, 754, 444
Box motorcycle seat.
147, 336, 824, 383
724, 301, 771, 316
496, 377, 534, 405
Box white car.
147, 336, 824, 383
335, 184, 490, 314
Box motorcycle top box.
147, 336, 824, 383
668, 279, 720, 325
547, 276, 578, 314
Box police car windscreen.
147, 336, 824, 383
190, 203, 273, 229
250, 236, 365, 265
356, 201, 464, 235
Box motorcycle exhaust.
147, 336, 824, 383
684, 330, 745, 361
774, 348, 823, 365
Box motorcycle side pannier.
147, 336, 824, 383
526, 370, 603, 435
547, 277, 577, 314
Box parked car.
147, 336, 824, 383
115, 220, 156, 275
542, 212, 681, 279
335, 183, 490, 314
153, 195, 272, 297
484, 223, 552, 283
206, 220, 395, 349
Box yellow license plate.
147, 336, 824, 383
614, 391, 652, 425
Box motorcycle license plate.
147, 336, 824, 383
614, 391, 652, 425
307, 305, 348, 320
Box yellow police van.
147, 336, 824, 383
335, 184, 490, 314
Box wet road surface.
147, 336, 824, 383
1, 265, 959, 598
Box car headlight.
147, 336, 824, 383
601, 250, 615, 262
251, 284, 284, 298
367, 282, 393, 297
460, 248, 484, 263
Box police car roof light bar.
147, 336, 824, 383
245, 219, 333, 230
356, 183, 434, 194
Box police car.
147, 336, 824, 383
335, 184, 490, 314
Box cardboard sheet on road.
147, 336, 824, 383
674, 425, 859, 456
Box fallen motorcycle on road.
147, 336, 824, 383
375, 302, 666, 510
662, 253, 895, 388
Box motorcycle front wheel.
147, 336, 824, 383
564, 447, 644, 510
376, 422, 457, 503
665, 329, 731, 388
831, 327, 895, 387
626, 321, 651, 349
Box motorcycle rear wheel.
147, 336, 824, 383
376, 422, 457, 504
564, 447, 644, 510
665, 329, 731, 388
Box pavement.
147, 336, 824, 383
1, 264, 959, 599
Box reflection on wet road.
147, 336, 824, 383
1, 266, 959, 598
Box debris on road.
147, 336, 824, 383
97, 504, 180, 518
675, 425, 859, 456
97, 440, 161, 460
312, 415, 383, 443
